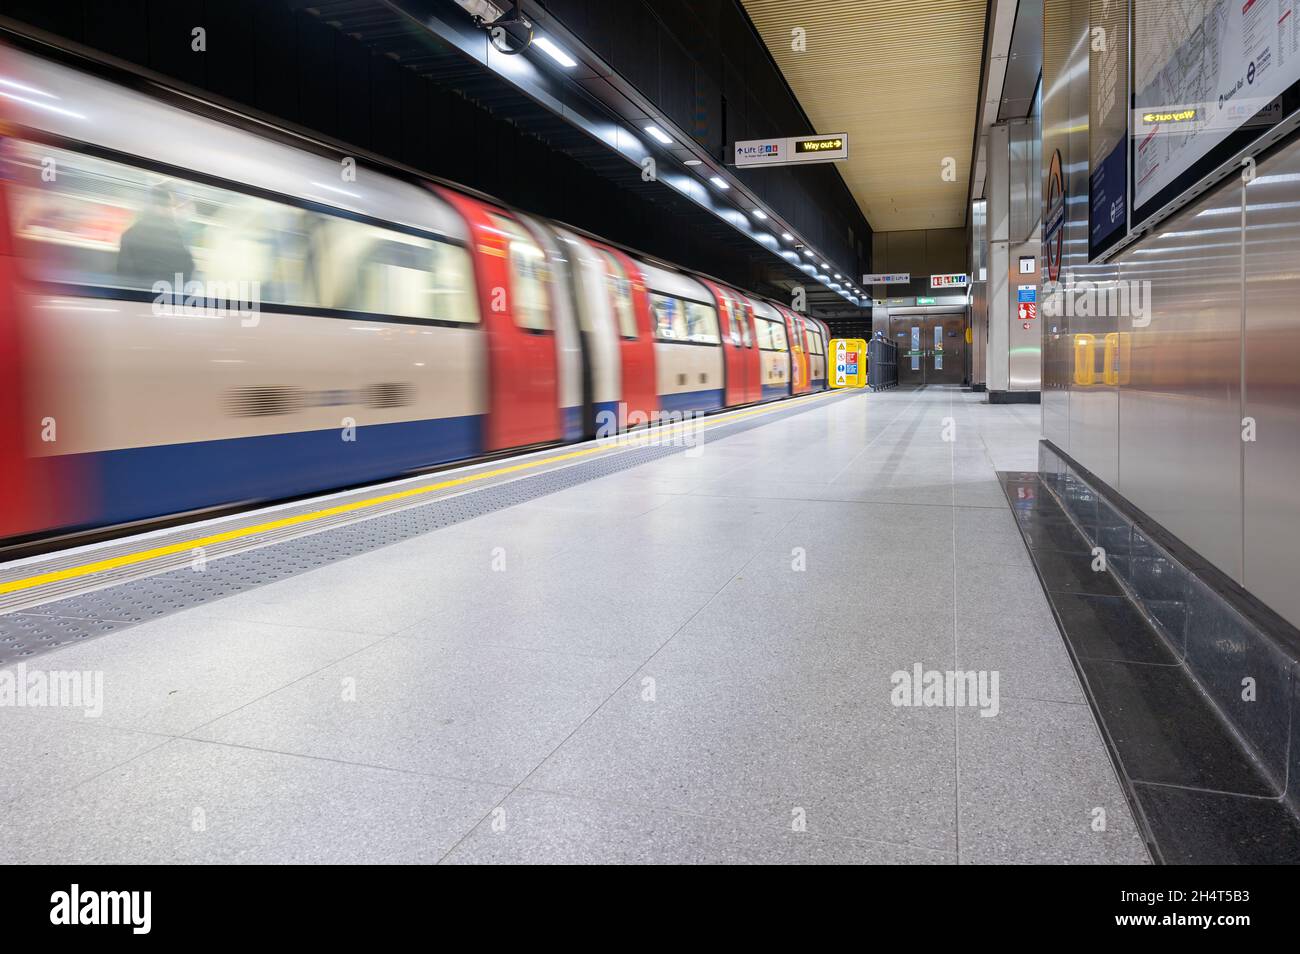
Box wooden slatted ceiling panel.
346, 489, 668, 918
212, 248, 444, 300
742, 0, 987, 231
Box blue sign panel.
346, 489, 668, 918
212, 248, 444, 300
1090, 139, 1127, 258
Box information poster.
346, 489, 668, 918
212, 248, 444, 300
830, 339, 867, 388
1090, 0, 1129, 257
1133, 0, 1300, 217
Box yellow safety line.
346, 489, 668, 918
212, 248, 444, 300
0, 390, 839, 596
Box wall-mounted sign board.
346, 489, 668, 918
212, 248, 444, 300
862, 273, 910, 284
734, 133, 849, 168
930, 273, 969, 289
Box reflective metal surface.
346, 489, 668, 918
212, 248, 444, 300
987, 122, 1011, 391
1040, 0, 1088, 446
1008, 237, 1042, 391
1117, 178, 1244, 582
1008, 119, 1040, 243
1243, 143, 1300, 627
1041, 0, 1300, 627
970, 198, 988, 387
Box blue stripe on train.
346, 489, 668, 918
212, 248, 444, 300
79, 415, 482, 526
658, 388, 724, 415
761, 383, 790, 400
562, 405, 583, 441
593, 400, 621, 434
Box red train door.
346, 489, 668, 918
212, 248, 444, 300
0, 174, 33, 540
593, 244, 656, 424
701, 279, 750, 408
434, 187, 559, 451
734, 294, 761, 403
779, 305, 810, 394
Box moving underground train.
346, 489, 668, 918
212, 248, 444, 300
0, 40, 830, 547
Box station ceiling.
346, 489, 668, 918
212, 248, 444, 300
742, 0, 988, 232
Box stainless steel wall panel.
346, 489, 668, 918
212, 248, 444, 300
1009, 237, 1043, 391
1040, 0, 1300, 629
988, 239, 1011, 390
1116, 176, 1245, 584
1040, 0, 1090, 449
970, 199, 988, 387
1066, 258, 1119, 488
1009, 119, 1040, 243
988, 122, 1012, 392
1243, 142, 1300, 627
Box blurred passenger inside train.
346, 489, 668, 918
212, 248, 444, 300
116, 182, 195, 286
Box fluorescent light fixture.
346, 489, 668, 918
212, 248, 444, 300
533, 36, 578, 68
644, 124, 674, 145
833, 273, 841, 279
709, 176, 729, 190
751, 208, 767, 219
781, 232, 793, 241
684, 158, 703, 166
820, 262, 829, 269
802, 249, 814, 258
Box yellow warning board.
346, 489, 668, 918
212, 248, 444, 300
830, 338, 868, 388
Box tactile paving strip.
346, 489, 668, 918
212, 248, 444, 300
0, 393, 850, 665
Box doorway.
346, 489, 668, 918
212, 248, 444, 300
890, 311, 967, 386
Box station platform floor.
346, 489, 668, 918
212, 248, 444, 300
0, 385, 1150, 864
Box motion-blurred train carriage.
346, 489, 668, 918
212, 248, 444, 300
0, 39, 829, 546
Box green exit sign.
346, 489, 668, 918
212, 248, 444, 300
916, 297, 937, 305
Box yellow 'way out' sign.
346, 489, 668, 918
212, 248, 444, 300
830, 338, 867, 388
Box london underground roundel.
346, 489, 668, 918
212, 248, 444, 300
1045, 149, 1065, 283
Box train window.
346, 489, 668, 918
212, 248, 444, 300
427, 242, 480, 324
755, 318, 787, 352
302, 217, 427, 320
7, 140, 314, 301
597, 250, 638, 339
6, 139, 477, 323
683, 301, 720, 343
489, 214, 552, 332
736, 301, 753, 347
651, 293, 685, 339
772, 320, 788, 351
722, 298, 740, 346
10, 140, 226, 293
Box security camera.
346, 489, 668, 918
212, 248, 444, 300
470, 1, 533, 55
